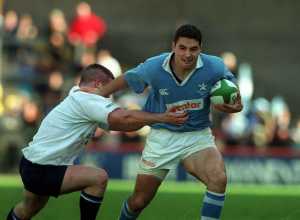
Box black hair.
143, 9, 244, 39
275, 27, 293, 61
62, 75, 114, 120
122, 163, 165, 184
79, 64, 114, 86
173, 24, 202, 45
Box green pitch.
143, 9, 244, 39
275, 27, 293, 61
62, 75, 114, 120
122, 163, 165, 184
1, 175, 300, 220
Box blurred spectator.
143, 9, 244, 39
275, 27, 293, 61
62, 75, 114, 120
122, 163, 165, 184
221, 113, 251, 146
68, 2, 107, 48
269, 111, 292, 147
3, 10, 19, 58
269, 96, 292, 147
250, 98, 275, 148
48, 70, 64, 91
237, 63, 254, 114
40, 87, 62, 115
45, 9, 72, 69
0, 93, 25, 172
291, 118, 300, 149
4, 10, 18, 34
71, 49, 96, 79
97, 49, 122, 78
16, 14, 38, 44
15, 47, 39, 92
48, 32, 73, 68
14, 14, 40, 91
47, 9, 68, 36
221, 52, 238, 76
80, 50, 96, 67
21, 100, 41, 143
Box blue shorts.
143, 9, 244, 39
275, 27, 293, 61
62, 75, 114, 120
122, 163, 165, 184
19, 156, 67, 197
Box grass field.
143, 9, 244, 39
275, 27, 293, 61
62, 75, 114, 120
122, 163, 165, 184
1, 175, 300, 220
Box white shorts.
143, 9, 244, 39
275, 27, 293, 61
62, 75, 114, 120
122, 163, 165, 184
138, 128, 216, 179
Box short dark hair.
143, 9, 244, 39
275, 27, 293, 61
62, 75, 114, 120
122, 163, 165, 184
173, 24, 202, 45
79, 64, 114, 86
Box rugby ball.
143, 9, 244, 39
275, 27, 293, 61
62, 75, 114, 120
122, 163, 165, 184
210, 79, 238, 105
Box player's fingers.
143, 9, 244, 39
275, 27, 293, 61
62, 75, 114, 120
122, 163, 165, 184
173, 114, 188, 124
178, 115, 189, 123
214, 103, 242, 113
168, 111, 188, 118
177, 112, 188, 122
235, 94, 242, 104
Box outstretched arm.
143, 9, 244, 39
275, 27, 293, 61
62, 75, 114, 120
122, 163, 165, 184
97, 75, 129, 97
108, 109, 188, 131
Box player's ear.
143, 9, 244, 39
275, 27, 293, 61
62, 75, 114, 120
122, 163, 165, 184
94, 80, 102, 88
172, 41, 176, 51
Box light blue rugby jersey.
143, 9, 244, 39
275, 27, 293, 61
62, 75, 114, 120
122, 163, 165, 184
124, 52, 236, 132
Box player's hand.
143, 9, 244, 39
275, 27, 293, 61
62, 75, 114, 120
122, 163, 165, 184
161, 111, 188, 125
214, 93, 243, 113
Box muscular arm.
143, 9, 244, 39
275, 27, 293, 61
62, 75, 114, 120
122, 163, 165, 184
97, 75, 129, 97
108, 109, 188, 131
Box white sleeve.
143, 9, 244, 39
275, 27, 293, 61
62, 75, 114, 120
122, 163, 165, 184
82, 96, 120, 129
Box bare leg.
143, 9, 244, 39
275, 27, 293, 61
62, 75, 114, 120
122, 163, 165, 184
182, 147, 227, 193
60, 165, 108, 196
182, 147, 227, 220
13, 190, 49, 220
128, 174, 162, 212
119, 174, 163, 220
60, 165, 109, 220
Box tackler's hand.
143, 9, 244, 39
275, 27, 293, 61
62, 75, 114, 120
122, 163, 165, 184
160, 111, 189, 125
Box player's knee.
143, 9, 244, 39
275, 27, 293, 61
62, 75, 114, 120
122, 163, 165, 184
208, 170, 227, 188
95, 169, 109, 188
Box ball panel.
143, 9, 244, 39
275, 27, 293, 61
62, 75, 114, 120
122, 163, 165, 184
210, 79, 238, 105
210, 96, 225, 104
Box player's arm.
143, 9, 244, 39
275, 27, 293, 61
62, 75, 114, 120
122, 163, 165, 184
98, 62, 151, 97
107, 109, 188, 131
97, 75, 129, 97
214, 92, 243, 113
213, 60, 243, 113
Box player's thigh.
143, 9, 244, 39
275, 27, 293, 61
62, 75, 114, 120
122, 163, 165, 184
60, 165, 108, 194
182, 147, 226, 184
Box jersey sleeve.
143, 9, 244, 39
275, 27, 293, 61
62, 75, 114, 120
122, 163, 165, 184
82, 96, 120, 130
124, 62, 152, 93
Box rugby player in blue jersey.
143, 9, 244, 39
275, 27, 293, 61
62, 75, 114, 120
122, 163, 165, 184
98, 24, 243, 220
6, 64, 187, 220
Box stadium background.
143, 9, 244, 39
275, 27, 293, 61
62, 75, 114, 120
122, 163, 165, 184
5, 0, 300, 116
1, 0, 300, 219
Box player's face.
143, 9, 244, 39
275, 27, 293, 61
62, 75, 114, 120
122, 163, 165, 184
172, 37, 201, 70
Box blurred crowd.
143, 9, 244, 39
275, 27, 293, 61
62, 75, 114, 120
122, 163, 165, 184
0, 2, 300, 171
215, 52, 300, 150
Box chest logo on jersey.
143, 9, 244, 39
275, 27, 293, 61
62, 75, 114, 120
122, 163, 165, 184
166, 99, 204, 112
159, 88, 169, 96
197, 83, 208, 94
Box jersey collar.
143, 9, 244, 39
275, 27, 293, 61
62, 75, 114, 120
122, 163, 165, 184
69, 85, 80, 94
162, 52, 204, 86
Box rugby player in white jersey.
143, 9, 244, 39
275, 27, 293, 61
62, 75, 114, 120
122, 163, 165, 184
98, 25, 243, 220
6, 64, 188, 220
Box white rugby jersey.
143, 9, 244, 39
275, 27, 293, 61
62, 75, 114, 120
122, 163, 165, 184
22, 86, 119, 165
